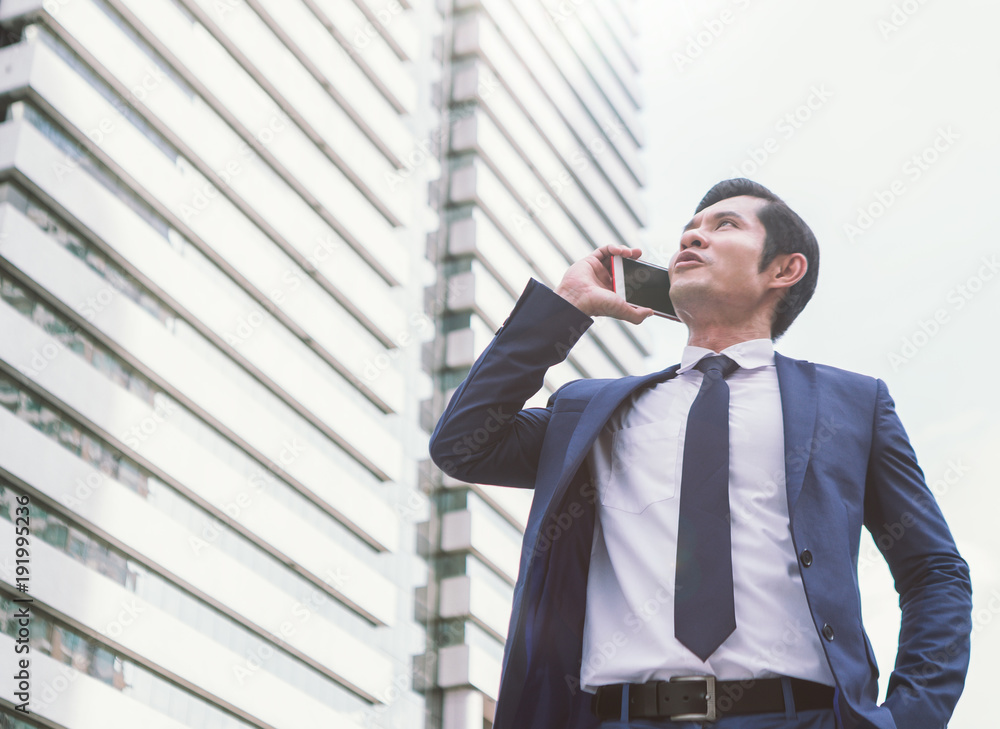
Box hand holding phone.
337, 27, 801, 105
554, 245, 655, 324
611, 255, 679, 321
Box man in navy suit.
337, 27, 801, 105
429, 179, 971, 728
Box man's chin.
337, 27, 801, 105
668, 281, 711, 309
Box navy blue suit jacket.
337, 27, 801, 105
429, 280, 971, 729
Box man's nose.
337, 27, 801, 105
680, 228, 705, 250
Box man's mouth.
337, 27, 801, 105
673, 251, 704, 269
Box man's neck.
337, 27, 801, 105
676, 301, 775, 354
685, 323, 772, 353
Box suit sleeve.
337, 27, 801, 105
863, 379, 972, 728
429, 279, 593, 488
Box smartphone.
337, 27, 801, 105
611, 255, 679, 321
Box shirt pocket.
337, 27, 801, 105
603, 420, 682, 513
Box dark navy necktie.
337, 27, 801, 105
674, 354, 740, 661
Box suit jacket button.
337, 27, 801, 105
800, 550, 813, 567
822, 623, 835, 641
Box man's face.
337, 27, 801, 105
668, 195, 773, 319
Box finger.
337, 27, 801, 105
605, 245, 643, 259
590, 246, 642, 281
592, 244, 642, 262
591, 248, 616, 276
620, 304, 654, 325
599, 292, 652, 324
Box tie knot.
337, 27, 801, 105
694, 354, 738, 379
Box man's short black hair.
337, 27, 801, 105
696, 178, 819, 340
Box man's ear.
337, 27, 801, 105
769, 253, 808, 290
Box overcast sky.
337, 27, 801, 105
635, 0, 999, 723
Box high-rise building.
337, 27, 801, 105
420, 1, 647, 727
0, 1, 644, 728
0, 0, 439, 727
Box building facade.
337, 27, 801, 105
0, 1, 644, 728
421, 0, 647, 727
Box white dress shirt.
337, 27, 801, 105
580, 339, 834, 692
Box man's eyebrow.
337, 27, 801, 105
682, 210, 747, 232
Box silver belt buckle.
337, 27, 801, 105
667, 675, 717, 721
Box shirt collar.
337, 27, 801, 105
677, 338, 775, 374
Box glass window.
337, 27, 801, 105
17, 393, 41, 427
51, 627, 74, 664
29, 302, 52, 329
37, 409, 62, 439
85, 247, 109, 275
80, 434, 101, 462
0, 276, 33, 318
117, 458, 147, 494
88, 644, 117, 684
56, 420, 82, 450
67, 529, 89, 561
40, 520, 69, 549
0, 380, 17, 411
0, 707, 47, 727
101, 550, 130, 585
128, 375, 154, 403
28, 617, 52, 655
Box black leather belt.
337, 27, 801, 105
592, 676, 834, 722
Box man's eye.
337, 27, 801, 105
718, 219, 735, 228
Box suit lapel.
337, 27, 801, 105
775, 353, 819, 515
557, 364, 681, 496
